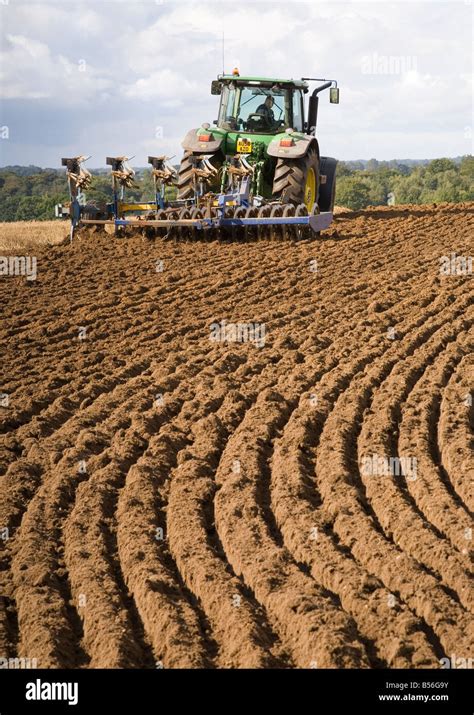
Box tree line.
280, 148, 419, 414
335, 156, 473, 209
0, 156, 472, 221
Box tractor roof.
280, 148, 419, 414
218, 74, 309, 90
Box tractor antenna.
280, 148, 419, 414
222, 30, 225, 74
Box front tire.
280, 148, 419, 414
177, 151, 222, 200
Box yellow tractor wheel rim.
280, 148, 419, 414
304, 167, 316, 212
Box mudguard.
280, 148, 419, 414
318, 156, 338, 212
181, 128, 224, 154
267, 134, 318, 160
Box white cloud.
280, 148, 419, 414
7, 34, 50, 60
77, 9, 105, 36
0, 33, 113, 103
122, 69, 202, 103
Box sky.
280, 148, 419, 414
0, 0, 472, 168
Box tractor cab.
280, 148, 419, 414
213, 76, 307, 135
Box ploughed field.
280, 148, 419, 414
0, 203, 473, 669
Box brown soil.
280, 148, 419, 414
0, 202, 473, 668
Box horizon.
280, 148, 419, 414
1, 155, 470, 172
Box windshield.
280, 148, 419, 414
218, 85, 303, 134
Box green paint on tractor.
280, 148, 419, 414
178, 71, 340, 209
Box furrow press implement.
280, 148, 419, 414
57, 72, 340, 241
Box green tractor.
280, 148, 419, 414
177, 70, 339, 216
58, 71, 340, 240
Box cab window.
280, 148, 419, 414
236, 87, 288, 133
218, 85, 304, 133
218, 85, 238, 129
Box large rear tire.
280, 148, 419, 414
272, 145, 319, 211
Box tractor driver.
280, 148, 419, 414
255, 95, 276, 128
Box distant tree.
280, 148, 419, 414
459, 155, 474, 178
346, 161, 365, 171
336, 177, 371, 209
2, 173, 24, 195
426, 158, 457, 173
425, 175, 438, 190
366, 158, 379, 172
366, 177, 386, 206
336, 161, 352, 177
390, 171, 424, 204
395, 163, 411, 176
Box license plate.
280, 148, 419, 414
236, 138, 252, 154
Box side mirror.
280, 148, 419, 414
330, 87, 339, 104
212, 119, 218, 125
211, 81, 222, 95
